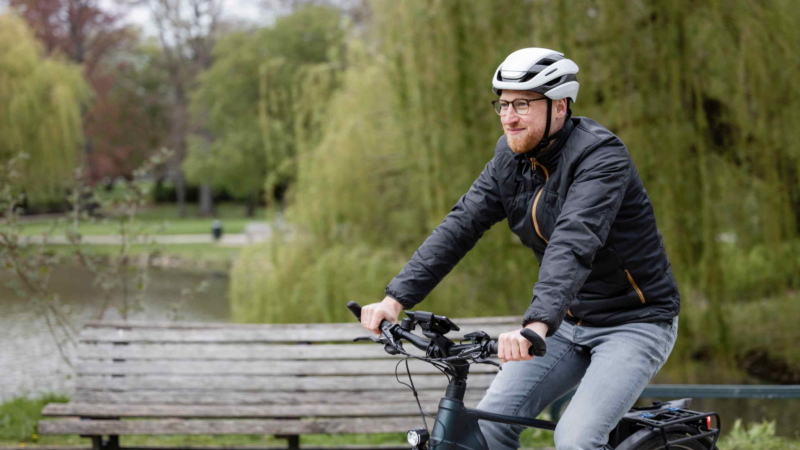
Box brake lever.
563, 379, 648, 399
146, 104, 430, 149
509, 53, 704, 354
353, 335, 384, 343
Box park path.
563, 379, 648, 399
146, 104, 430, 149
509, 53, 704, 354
21, 222, 282, 247
23, 233, 260, 246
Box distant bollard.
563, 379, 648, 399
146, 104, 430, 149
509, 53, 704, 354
212, 220, 223, 241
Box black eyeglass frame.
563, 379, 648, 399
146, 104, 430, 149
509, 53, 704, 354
492, 97, 548, 116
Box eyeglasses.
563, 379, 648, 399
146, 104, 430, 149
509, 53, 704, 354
492, 98, 548, 116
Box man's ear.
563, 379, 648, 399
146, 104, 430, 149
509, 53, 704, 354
554, 99, 568, 119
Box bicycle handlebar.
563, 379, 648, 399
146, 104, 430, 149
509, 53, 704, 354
346, 301, 546, 358
347, 301, 432, 352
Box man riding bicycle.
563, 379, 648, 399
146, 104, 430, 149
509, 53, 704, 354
359, 48, 680, 450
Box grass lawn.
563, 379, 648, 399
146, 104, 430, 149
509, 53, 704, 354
18, 203, 269, 236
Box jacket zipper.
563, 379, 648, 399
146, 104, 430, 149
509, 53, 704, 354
530, 158, 550, 244
567, 309, 582, 326
625, 269, 646, 304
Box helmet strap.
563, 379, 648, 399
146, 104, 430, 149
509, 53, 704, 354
534, 98, 553, 153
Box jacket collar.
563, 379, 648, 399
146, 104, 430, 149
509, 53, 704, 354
522, 112, 574, 173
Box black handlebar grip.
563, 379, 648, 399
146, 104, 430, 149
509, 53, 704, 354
346, 301, 363, 321
520, 328, 547, 357
487, 332, 546, 358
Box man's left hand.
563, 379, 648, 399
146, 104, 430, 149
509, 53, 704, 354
497, 322, 548, 363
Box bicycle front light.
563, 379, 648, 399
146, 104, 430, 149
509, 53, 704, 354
407, 428, 429, 446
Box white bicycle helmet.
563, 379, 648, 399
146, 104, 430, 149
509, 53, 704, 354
492, 48, 579, 102
492, 48, 580, 153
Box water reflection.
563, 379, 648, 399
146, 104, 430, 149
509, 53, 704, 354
0, 265, 229, 400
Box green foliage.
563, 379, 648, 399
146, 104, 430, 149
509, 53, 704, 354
0, 13, 90, 206
720, 420, 800, 450
719, 240, 800, 300
0, 394, 68, 443
231, 0, 800, 358
185, 5, 345, 203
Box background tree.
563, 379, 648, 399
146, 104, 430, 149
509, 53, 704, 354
138, 0, 223, 217
8, 0, 140, 183
8, 0, 131, 73
185, 5, 345, 216
86, 41, 172, 183
0, 13, 90, 206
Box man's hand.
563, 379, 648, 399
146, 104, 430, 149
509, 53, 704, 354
360, 296, 404, 335
497, 322, 548, 363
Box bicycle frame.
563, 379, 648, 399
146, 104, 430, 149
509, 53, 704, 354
424, 380, 556, 450
421, 377, 719, 450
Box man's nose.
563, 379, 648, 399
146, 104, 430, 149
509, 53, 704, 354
502, 108, 520, 126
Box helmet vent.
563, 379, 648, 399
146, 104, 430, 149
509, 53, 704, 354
518, 72, 539, 83
545, 68, 558, 76
538, 57, 560, 66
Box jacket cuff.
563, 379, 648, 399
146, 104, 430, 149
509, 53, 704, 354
384, 288, 415, 310
522, 309, 559, 338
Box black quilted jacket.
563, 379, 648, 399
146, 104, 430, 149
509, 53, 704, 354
385, 116, 680, 336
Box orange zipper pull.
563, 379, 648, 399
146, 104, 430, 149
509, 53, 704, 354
530, 158, 549, 181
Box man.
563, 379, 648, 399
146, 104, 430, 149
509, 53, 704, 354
358, 48, 680, 450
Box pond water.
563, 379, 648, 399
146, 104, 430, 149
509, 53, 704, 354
645, 361, 799, 437
0, 265, 229, 401
0, 267, 797, 437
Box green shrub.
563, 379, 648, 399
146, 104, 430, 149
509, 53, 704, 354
719, 420, 800, 450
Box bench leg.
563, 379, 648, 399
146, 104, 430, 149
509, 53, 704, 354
90, 435, 120, 450
276, 434, 300, 449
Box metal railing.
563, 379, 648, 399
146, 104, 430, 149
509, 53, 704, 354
550, 384, 800, 420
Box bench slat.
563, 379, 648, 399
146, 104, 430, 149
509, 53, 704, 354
38, 417, 423, 435
76, 373, 495, 392
79, 325, 517, 344
78, 343, 423, 361
73, 389, 486, 406
76, 359, 501, 376
83, 317, 523, 330
42, 401, 446, 418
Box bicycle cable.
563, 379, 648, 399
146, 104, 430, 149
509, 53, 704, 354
394, 356, 448, 447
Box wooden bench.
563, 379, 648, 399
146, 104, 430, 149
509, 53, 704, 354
39, 317, 519, 449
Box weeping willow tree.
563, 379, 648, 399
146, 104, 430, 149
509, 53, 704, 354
0, 14, 90, 206
526, 0, 800, 352
231, 0, 800, 337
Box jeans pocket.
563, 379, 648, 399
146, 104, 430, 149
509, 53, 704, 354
660, 316, 679, 362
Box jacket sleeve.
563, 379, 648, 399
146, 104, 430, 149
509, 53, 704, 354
522, 138, 633, 335
385, 150, 508, 310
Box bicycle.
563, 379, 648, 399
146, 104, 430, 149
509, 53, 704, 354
346, 302, 720, 450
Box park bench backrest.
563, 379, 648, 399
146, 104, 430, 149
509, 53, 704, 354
40, 317, 518, 444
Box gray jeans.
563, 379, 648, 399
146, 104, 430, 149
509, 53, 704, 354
476, 317, 678, 450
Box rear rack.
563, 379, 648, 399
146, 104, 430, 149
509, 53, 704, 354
623, 407, 721, 450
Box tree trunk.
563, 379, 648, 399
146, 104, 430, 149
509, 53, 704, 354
246, 190, 257, 217
199, 182, 214, 217
175, 166, 187, 218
